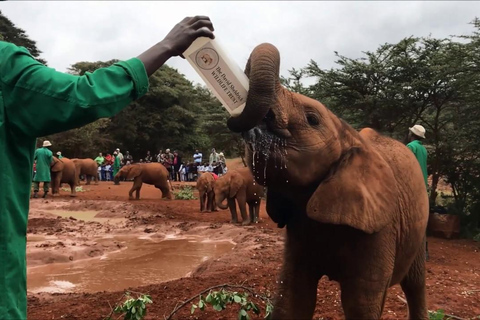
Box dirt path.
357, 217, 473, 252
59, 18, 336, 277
26, 182, 480, 319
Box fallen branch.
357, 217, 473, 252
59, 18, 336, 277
165, 283, 271, 320
396, 295, 466, 320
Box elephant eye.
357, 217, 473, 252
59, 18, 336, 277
306, 113, 320, 126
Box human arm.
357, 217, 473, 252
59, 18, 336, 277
0, 16, 214, 138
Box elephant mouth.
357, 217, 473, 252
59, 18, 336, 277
242, 118, 290, 185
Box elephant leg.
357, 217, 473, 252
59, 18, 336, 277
340, 277, 390, 319
271, 248, 318, 319
400, 241, 428, 320
248, 203, 255, 223
69, 181, 77, 197
228, 198, 238, 224
254, 200, 261, 223
157, 179, 172, 200
236, 192, 250, 225
86, 175, 91, 185
94, 172, 99, 185
199, 191, 206, 212
211, 192, 218, 212
135, 180, 143, 200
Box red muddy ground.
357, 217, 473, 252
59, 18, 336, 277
26, 176, 480, 319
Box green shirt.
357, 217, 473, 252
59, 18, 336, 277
407, 139, 428, 189
94, 156, 105, 166
0, 40, 148, 319
33, 147, 53, 182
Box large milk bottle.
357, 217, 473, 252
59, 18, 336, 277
183, 37, 249, 117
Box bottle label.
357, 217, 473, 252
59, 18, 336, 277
188, 41, 248, 112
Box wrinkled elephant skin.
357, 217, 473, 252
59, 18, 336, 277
72, 158, 98, 185
214, 167, 264, 226
50, 157, 77, 197
115, 163, 172, 200
226, 43, 429, 319
196, 173, 217, 213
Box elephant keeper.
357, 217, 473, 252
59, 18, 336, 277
0, 16, 214, 319
32, 140, 53, 198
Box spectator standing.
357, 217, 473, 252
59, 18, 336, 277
113, 152, 121, 185
209, 148, 218, 165
165, 149, 174, 180
173, 151, 182, 181
193, 149, 202, 164
32, 140, 53, 198
95, 153, 104, 166
145, 151, 153, 163
125, 151, 133, 165
116, 148, 124, 163
56, 151, 63, 159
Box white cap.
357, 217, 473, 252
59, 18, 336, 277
409, 125, 426, 139
56, 151, 61, 155
43, 140, 52, 147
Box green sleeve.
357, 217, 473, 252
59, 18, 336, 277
407, 143, 416, 156
33, 148, 39, 160
0, 41, 149, 137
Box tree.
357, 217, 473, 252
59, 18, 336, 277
0, 10, 47, 65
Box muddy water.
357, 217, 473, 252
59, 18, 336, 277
47, 210, 125, 224
28, 237, 234, 294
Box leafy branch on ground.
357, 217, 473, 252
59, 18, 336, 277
165, 284, 274, 320
173, 185, 197, 200
104, 291, 152, 320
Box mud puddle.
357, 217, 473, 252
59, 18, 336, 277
28, 236, 234, 294
47, 209, 125, 224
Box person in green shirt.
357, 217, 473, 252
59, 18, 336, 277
94, 152, 105, 166
406, 124, 429, 261
113, 151, 121, 184
32, 140, 53, 198
56, 151, 63, 159
0, 16, 214, 319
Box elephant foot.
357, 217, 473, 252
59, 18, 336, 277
206, 210, 211, 213
212, 209, 219, 212
242, 220, 252, 226
70, 194, 77, 197
231, 220, 239, 225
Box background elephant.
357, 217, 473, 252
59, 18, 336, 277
72, 158, 98, 185
214, 167, 264, 225
114, 163, 172, 200
196, 172, 217, 212
50, 157, 77, 197
226, 43, 429, 319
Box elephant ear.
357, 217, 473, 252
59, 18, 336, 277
306, 147, 398, 234
229, 172, 243, 198
51, 158, 64, 172
125, 165, 142, 180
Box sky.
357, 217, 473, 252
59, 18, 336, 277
2, 1, 480, 87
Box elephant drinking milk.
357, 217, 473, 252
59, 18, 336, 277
225, 43, 429, 319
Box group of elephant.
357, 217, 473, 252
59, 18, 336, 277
49, 157, 98, 197
47, 42, 432, 319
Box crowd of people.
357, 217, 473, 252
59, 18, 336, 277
90, 147, 228, 182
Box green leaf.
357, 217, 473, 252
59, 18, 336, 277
191, 304, 197, 314
206, 293, 213, 303
213, 304, 223, 311
199, 300, 205, 310
252, 303, 260, 314
234, 295, 242, 303
131, 306, 136, 314
240, 309, 247, 316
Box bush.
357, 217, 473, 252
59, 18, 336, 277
174, 186, 197, 200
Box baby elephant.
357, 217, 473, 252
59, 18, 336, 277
196, 172, 218, 212
115, 163, 172, 200
214, 167, 264, 225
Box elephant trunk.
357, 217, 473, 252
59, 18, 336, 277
216, 194, 229, 210
227, 43, 282, 133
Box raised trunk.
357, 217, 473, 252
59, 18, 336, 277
227, 43, 282, 133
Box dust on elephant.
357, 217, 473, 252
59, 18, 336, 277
114, 163, 172, 200
214, 167, 264, 225
72, 158, 98, 185
226, 43, 429, 319
50, 157, 77, 197
196, 172, 217, 212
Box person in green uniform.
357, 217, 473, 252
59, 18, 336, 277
32, 140, 53, 198
0, 15, 214, 319
56, 151, 63, 159
406, 124, 429, 261
113, 151, 121, 184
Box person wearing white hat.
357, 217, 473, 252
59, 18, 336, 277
33, 140, 53, 198
407, 124, 429, 260
56, 151, 63, 159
